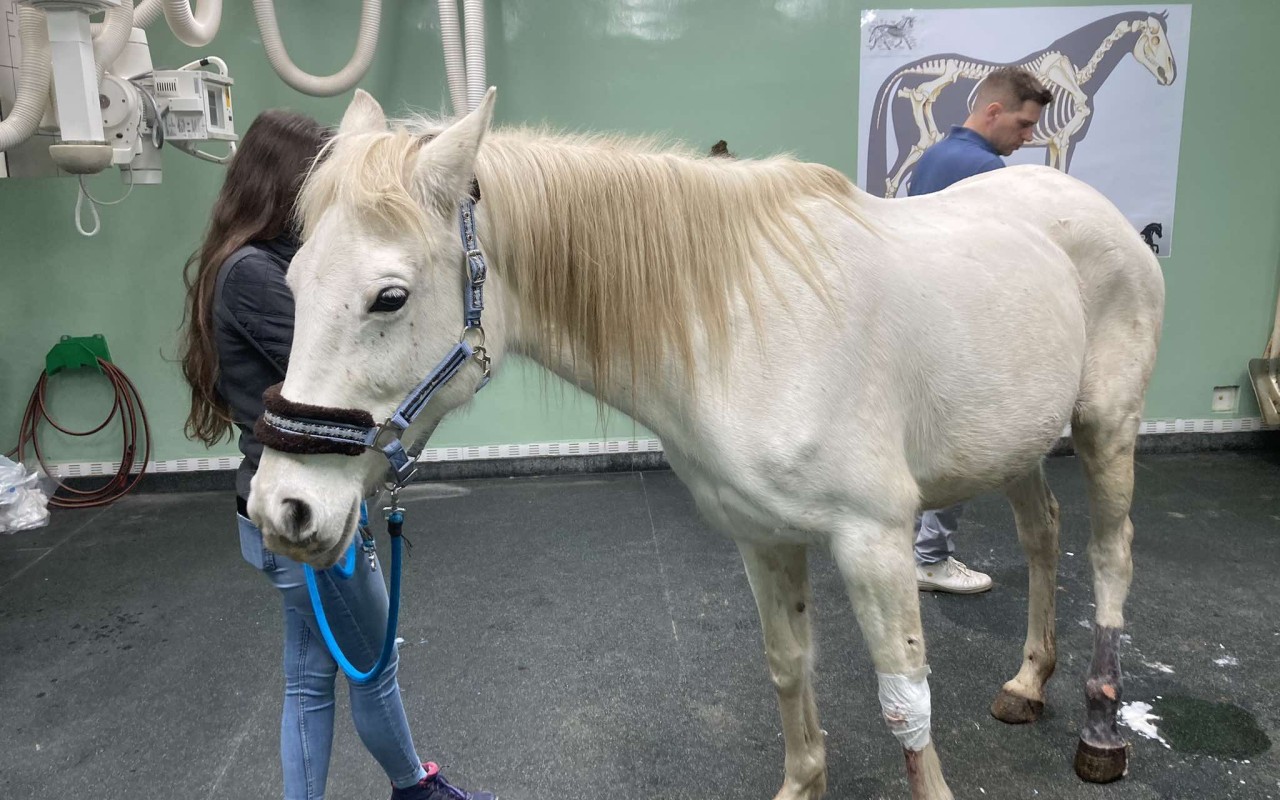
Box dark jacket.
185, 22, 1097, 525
213, 235, 299, 505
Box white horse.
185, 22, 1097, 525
248, 88, 1164, 800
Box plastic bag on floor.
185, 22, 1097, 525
0, 455, 51, 533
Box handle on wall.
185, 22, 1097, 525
1267, 277, 1280, 359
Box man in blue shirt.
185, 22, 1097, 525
910, 67, 1054, 594
910, 67, 1052, 197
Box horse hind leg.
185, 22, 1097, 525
992, 463, 1060, 724
737, 542, 827, 800
830, 517, 953, 800
1070, 382, 1146, 782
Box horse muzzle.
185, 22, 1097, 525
248, 455, 363, 568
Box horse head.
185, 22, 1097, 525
1132, 13, 1176, 86
247, 89, 499, 567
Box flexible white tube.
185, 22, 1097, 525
0, 7, 53, 152
160, 0, 221, 48
462, 0, 485, 112
92, 2, 135, 81
253, 0, 380, 97
132, 0, 164, 30
438, 0, 468, 115
178, 55, 228, 75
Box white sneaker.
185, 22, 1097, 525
917, 557, 993, 594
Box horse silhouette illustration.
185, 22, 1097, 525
1140, 222, 1163, 254
867, 15, 918, 52
867, 11, 1178, 198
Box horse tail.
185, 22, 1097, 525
867, 65, 913, 198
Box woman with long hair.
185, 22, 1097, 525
180, 108, 494, 800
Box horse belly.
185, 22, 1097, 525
662, 439, 839, 546
906, 256, 1086, 505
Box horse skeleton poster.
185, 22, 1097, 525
858, 5, 1191, 257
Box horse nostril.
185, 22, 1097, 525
282, 498, 313, 534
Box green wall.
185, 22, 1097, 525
2, 0, 1277, 464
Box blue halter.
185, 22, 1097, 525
258, 194, 491, 484
259, 196, 491, 684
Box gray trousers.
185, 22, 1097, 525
914, 503, 964, 565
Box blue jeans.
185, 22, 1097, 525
238, 515, 427, 799
914, 503, 964, 565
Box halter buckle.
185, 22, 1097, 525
371, 420, 405, 452
473, 345, 492, 381
465, 250, 486, 282
373, 423, 418, 486
460, 325, 491, 384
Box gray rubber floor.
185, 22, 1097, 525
0, 451, 1276, 799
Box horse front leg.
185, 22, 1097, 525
738, 542, 827, 800
830, 518, 953, 800
992, 463, 1060, 723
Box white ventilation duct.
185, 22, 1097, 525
437, 0, 468, 115
0, 7, 52, 151
253, 0, 381, 97
462, 0, 485, 112
92, 1, 134, 81
132, 0, 165, 30
129, 0, 223, 46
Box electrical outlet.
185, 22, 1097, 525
1211, 385, 1239, 413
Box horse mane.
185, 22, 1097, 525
299, 119, 866, 392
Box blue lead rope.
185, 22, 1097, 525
329, 532, 358, 580
303, 502, 404, 685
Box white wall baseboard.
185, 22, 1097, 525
43, 437, 666, 477
38, 417, 1274, 478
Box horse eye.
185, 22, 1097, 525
369, 287, 410, 313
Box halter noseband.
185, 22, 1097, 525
254, 186, 490, 488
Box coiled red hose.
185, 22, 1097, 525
8, 358, 151, 508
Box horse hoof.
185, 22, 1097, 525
991, 689, 1044, 724
1074, 739, 1128, 783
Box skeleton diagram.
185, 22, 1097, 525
866, 11, 1178, 198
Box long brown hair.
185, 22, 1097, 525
180, 109, 327, 446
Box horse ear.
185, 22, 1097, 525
414, 87, 496, 211
339, 89, 387, 135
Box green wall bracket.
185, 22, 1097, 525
45, 334, 113, 377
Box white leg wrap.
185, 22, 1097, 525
878, 666, 932, 751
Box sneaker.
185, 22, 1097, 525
916, 557, 993, 594
391, 763, 497, 800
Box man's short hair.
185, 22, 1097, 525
976, 68, 1053, 110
